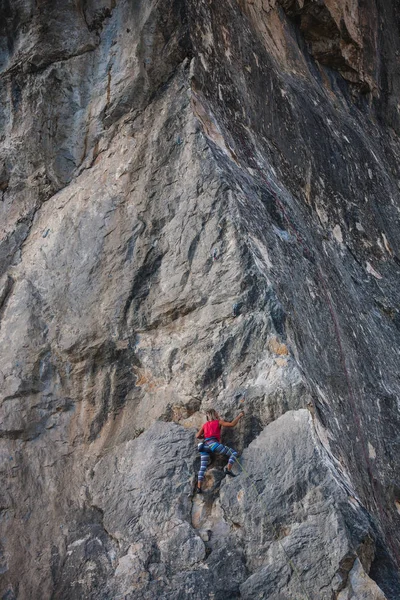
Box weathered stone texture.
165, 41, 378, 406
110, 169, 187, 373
1, 0, 400, 598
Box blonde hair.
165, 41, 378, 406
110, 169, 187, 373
206, 409, 219, 421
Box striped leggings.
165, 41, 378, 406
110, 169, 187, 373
197, 439, 238, 482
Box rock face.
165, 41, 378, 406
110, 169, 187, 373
1, 1, 400, 599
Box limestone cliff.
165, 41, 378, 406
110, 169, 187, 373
1, 1, 400, 598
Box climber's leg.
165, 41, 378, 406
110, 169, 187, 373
197, 451, 211, 491
208, 442, 239, 474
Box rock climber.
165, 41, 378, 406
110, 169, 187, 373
195, 408, 244, 494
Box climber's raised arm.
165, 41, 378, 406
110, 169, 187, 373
219, 411, 244, 428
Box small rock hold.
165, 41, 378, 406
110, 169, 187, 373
0, 162, 9, 191
332, 224, 343, 244
366, 262, 383, 280
232, 302, 241, 317
199, 529, 210, 542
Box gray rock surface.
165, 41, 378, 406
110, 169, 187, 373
0, 0, 400, 598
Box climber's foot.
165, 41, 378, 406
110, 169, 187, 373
224, 467, 237, 477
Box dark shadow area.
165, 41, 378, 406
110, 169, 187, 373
369, 539, 400, 600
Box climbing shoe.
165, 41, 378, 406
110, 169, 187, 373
224, 467, 237, 477
195, 487, 203, 494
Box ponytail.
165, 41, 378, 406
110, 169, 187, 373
206, 409, 219, 421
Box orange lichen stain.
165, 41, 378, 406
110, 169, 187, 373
171, 405, 189, 422
237, 489, 244, 503
395, 500, 400, 515
134, 370, 160, 390
268, 336, 289, 356
135, 371, 149, 386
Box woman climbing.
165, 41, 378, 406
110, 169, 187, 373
195, 408, 244, 493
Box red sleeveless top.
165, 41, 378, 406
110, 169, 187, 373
203, 419, 221, 441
